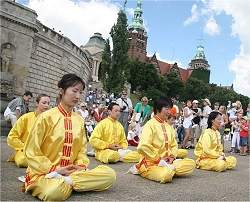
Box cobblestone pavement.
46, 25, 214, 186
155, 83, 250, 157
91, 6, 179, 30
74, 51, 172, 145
1, 136, 249, 201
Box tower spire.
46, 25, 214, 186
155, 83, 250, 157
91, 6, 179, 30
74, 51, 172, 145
194, 44, 206, 60
128, 0, 145, 31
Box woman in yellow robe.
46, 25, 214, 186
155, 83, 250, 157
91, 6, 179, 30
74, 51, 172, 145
7, 94, 50, 167
89, 103, 141, 164
194, 111, 237, 172
24, 74, 116, 201
130, 97, 195, 183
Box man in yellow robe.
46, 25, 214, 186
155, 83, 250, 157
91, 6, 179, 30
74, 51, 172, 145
7, 94, 50, 167
89, 102, 141, 164
129, 97, 195, 183
194, 111, 237, 172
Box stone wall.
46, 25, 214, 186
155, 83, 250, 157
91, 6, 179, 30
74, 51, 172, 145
26, 22, 92, 108
0, 0, 93, 135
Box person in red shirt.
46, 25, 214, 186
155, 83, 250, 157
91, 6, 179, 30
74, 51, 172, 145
239, 116, 249, 156
93, 104, 105, 123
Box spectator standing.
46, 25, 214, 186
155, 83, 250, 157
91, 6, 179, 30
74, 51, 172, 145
239, 116, 249, 156
4, 91, 33, 126
200, 98, 212, 133
116, 91, 133, 134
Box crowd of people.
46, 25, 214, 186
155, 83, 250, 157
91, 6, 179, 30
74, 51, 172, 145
3, 73, 249, 201
173, 99, 250, 156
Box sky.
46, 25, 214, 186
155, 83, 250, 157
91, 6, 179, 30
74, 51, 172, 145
17, 0, 250, 97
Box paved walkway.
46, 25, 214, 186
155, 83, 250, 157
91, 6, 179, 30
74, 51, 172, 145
1, 136, 249, 201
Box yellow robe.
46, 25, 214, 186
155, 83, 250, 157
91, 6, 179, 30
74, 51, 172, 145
194, 128, 237, 172
89, 117, 141, 163
24, 104, 116, 201
7, 112, 38, 167
135, 116, 195, 183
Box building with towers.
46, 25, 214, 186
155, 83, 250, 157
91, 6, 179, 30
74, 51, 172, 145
127, 0, 211, 83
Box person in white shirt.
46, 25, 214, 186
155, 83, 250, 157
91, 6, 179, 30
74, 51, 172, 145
4, 91, 33, 126
77, 102, 89, 120
116, 90, 133, 134
191, 100, 202, 145
181, 100, 194, 149
200, 98, 212, 133
228, 103, 237, 122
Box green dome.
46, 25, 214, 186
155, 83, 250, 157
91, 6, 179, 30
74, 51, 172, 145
194, 45, 206, 60
84, 33, 105, 49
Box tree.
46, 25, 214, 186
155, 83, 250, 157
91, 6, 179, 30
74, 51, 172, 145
206, 84, 250, 110
164, 70, 184, 98
109, 10, 129, 94
182, 77, 209, 101
98, 39, 111, 91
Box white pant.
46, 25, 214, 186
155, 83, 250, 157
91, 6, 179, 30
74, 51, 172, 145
4, 112, 17, 126
231, 131, 240, 149
86, 125, 93, 134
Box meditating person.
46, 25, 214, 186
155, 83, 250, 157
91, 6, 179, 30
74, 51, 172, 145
7, 94, 50, 168
24, 74, 116, 201
89, 102, 141, 164
129, 97, 195, 183
194, 111, 237, 172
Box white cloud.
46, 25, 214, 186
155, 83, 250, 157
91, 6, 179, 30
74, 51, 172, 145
203, 17, 220, 36
26, 0, 119, 46
229, 52, 250, 96
184, 0, 250, 96
207, 0, 250, 96
184, 4, 199, 26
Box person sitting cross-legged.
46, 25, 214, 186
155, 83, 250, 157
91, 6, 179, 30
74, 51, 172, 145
194, 111, 237, 172
7, 94, 50, 168
24, 74, 116, 201
89, 102, 141, 164
129, 97, 195, 183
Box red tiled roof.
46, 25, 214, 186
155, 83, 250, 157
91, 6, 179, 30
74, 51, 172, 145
158, 60, 172, 75
179, 67, 193, 82
146, 57, 193, 82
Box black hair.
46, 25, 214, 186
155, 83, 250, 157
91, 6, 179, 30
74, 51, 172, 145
207, 111, 222, 129
58, 74, 85, 97
24, 91, 33, 97
153, 97, 173, 114
108, 102, 119, 111
36, 94, 50, 103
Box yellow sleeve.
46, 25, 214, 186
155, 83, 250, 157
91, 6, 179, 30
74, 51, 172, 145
137, 123, 159, 161
7, 115, 27, 151
169, 126, 178, 158
118, 125, 128, 149
73, 124, 90, 167
89, 122, 109, 150
200, 132, 220, 159
24, 114, 54, 175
